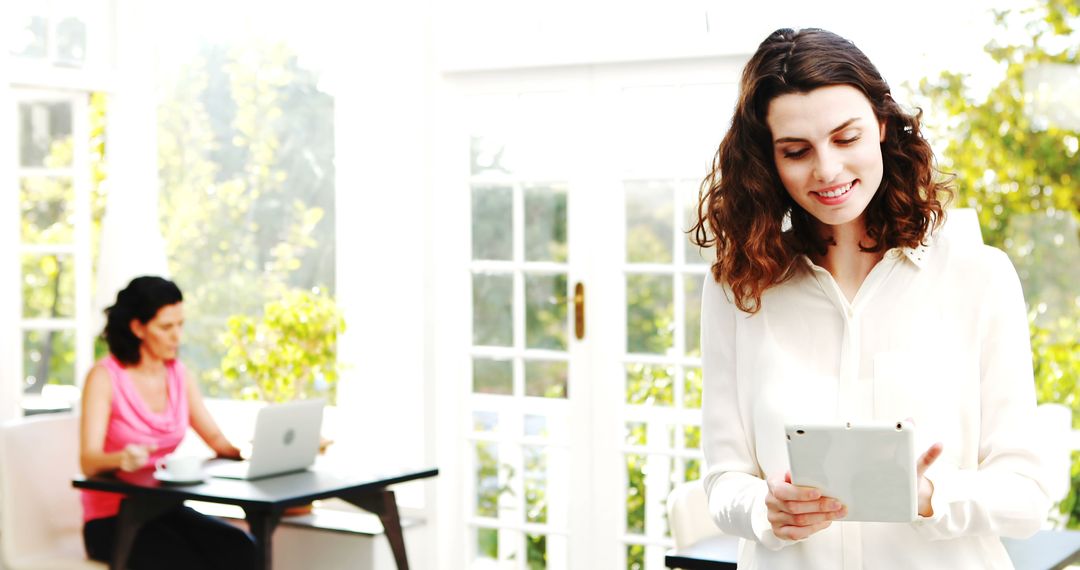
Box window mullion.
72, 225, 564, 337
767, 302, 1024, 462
72, 92, 94, 387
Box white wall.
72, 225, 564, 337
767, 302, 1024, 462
330, 0, 440, 548
0, 47, 20, 425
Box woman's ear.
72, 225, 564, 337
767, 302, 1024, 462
879, 118, 887, 143
129, 319, 144, 340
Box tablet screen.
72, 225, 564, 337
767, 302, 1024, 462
785, 421, 917, 522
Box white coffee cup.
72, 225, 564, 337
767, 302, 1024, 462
155, 454, 203, 479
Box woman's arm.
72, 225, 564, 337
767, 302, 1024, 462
80, 365, 152, 476
185, 367, 242, 459
700, 277, 803, 550
912, 248, 1052, 540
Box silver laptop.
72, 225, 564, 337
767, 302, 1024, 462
206, 399, 325, 480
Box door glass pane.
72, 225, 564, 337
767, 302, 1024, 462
474, 411, 499, 432
9, 14, 47, 59
626, 274, 673, 355
626, 453, 646, 533
524, 183, 568, 262
23, 329, 77, 393
684, 183, 714, 265
472, 184, 513, 260
524, 445, 548, 523
22, 253, 75, 319
21, 176, 75, 244
684, 275, 703, 357
684, 425, 701, 449
19, 101, 74, 168
625, 181, 674, 263
477, 527, 498, 560
685, 458, 701, 483
626, 421, 647, 445
527, 534, 547, 569
471, 135, 511, 176
625, 363, 674, 406
683, 367, 702, 409
473, 273, 513, 346
524, 359, 567, 398
473, 357, 512, 395
525, 273, 568, 350
476, 442, 502, 518
56, 16, 87, 66
524, 414, 548, 436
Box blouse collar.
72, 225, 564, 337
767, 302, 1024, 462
895, 243, 930, 269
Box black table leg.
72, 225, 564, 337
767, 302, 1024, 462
111, 497, 181, 570
341, 489, 409, 570
243, 506, 283, 570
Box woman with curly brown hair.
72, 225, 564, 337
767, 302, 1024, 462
692, 28, 1049, 568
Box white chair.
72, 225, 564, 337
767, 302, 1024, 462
666, 479, 720, 550
0, 413, 106, 569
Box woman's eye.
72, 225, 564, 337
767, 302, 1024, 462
783, 148, 809, 159
836, 135, 861, 145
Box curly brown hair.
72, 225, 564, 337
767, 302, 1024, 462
690, 28, 952, 313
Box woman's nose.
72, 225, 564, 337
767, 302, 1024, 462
813, 150, 843, 183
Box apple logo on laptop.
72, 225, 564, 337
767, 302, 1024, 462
284, 428, 295, 446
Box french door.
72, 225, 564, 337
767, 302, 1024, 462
439, 57, 743, 569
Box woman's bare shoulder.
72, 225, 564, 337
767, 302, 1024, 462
83, 363, 114, 397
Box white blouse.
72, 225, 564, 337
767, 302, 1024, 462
700, 227, 1051, 570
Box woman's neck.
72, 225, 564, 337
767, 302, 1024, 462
128, 351, 167, 376
810, 218, 884, 303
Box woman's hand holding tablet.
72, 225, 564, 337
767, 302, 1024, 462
765, 471, 848, 541
784, 421, 942, 524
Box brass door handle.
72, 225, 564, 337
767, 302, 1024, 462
574, 282, 585, 340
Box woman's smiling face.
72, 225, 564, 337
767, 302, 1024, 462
767, 84, 886, 230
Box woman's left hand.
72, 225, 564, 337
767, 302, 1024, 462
215, 443, 243, 460
916, 442, 944, 517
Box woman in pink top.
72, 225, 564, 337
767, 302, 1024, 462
79, 276, 255, 569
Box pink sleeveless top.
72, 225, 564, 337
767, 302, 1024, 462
81, 355, 190, 522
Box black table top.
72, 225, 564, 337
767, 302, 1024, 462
666, 529, 1080, 570
665, 535, 738, 570
1002, 530, 1080, 570
73, 461, 438, 510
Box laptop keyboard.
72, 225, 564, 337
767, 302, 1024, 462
205, 460, 250, 479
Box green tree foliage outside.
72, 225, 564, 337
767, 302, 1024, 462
917, 0, 1080, 525
213, 289, 344, 403
20, 93, 108, 394
157, 41, 336, 396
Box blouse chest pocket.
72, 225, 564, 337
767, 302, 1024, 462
873, 351, 968, 453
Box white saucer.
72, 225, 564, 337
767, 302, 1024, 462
153, 470, 205, 485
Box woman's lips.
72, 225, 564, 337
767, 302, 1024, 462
811, 180, 856, 205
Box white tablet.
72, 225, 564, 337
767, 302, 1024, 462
785, 421, 917, 522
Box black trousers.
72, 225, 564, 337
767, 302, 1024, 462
83, 506, 256, 570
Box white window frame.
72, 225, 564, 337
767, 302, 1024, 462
1, 0, 132, 422
12, 88, 95, 414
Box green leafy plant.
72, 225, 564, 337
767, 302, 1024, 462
917, 0, 1080, 526
213, 288, 345, 403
